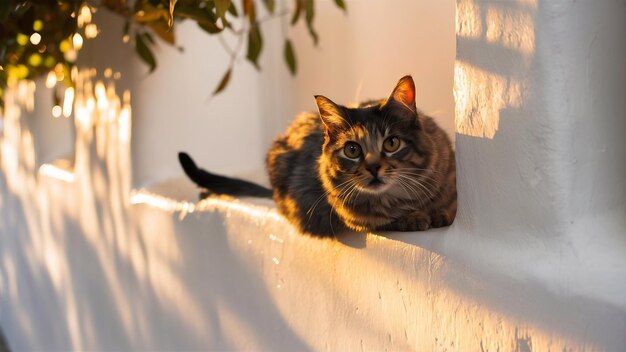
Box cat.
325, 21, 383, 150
179, 75, 456, 237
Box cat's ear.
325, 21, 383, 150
315, 95, 348, 132
387, 75, 417, 113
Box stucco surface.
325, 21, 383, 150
1, 91, 624, 349
1, 0, 625, 350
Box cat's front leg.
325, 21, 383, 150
429, 209, 455, 228
430, 200, 457, 228
378, 211, 431, 232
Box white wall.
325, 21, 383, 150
79, 10, 267, 187
2, 0, 626, 350
257, 0, 456, 146
452, 0, 626, 311
454, 0, 626, 238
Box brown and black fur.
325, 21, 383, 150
180, 76, 456, 237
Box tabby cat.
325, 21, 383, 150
179, 76, 456, 237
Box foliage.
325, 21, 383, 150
0, 0, 345, 107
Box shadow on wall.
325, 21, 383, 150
129, 187, 624, 350
377, 225, 626, 351
454, 0, 535, 139
0, 79, 310, 350
453, 0, 626, 234
0, 324, 8, 352
450, 0, 563, 237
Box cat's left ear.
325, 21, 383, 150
315, 95, 348, 133
387, 75, 417, 113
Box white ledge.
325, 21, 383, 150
125, 177, 626, 350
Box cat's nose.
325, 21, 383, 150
365, 162, 381, 177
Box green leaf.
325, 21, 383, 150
213, 68, 232, 95
246, 24, 263, 69
143, 32, 155, 45
146, 20, 175, 44
215, 0, 231, 19
219, 14, 231, 29
123, 20, 131, 36
334, 0, 346, 11
262, 0, 275, 14
135, 33, 157, 72
175, 5, 223, 33
227, 2, 238, 16
198, 22, 223, 34
205, 5, 218, 23
291, 0, 303, 25
134, 7, 169, 23
284, 39, 296, 75
175, 5, 218, 27
304, 0, 318, 44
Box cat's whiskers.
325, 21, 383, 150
342, 176, 365, 209
409, 179, 437, 202
395, 178, 426, 208
391, 166, 444, 176
397, 174, 437, 201
335, 175, 370, 229
391, 172, 441, 186
392, 172, 437, 201
389, 168, 441, 190
356, 182, 393, 195
392, 178, 415, 205
340, 176, 365, 205
328, 178, 361, 233
395, 172, 440, 193
306, 178, 353, 216
338, 183, 358, 215
306, 178, 355, 226
391, 172, 427, 205
393, 175, 422, 206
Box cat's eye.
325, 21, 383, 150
343, 142, 362, 159
383, 136, 401, 153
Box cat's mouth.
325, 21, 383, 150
359, 179, 392, 196
369, 177, 384, 187
356, 176, 392, 195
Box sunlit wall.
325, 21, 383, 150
453, 0, 626, 239
1, 0, 625, 350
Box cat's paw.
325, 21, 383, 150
430, 210, 454, 228
410, 218, 431, 231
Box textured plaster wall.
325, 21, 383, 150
1, 0, 626, 351
451, 0, 626, 314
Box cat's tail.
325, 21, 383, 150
178, 152, 273, 198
